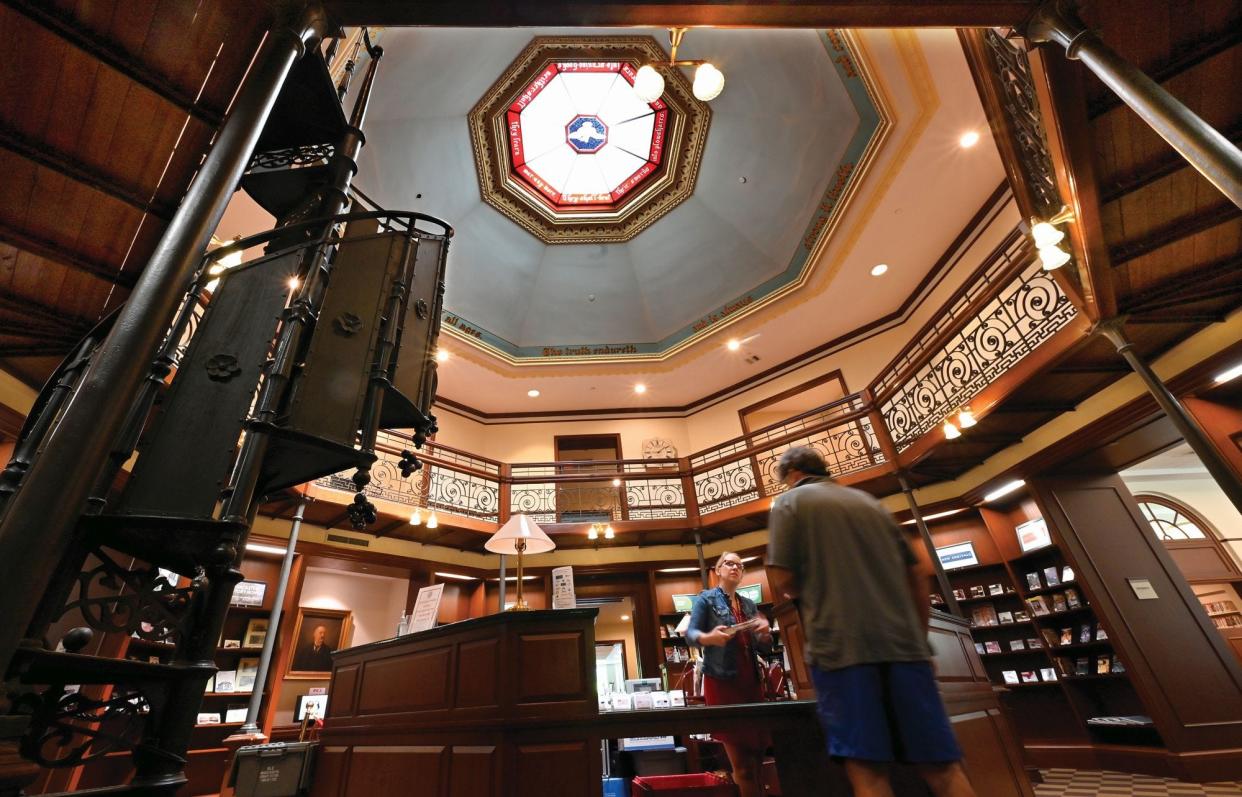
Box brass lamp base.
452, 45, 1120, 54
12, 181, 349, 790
506, 601, 531, 612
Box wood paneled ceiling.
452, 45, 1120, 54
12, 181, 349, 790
0, 0, 269, 387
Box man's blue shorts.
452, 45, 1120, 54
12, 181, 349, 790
811, 661, 962, 764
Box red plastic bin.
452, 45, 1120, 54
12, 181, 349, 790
631, 773, 737, 796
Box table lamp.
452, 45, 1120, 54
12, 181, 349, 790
485, 514, 555, 611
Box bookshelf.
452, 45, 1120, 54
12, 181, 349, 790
922, 496, 1163, 759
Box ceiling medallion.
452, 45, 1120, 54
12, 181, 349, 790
468, 37, 711, 244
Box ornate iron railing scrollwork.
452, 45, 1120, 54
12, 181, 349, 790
61, 550, 202, 644
12, 683, 155, 769
247, 143, 335, 171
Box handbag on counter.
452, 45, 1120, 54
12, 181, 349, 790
756, 655, 788, 701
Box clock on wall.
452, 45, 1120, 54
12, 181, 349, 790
642, 438, 678, 460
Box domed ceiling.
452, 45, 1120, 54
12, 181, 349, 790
353, 28, 885, 363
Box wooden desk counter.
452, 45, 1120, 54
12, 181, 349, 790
312, 607, 1032, 797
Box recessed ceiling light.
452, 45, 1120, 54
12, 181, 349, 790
436, 349, 450, 363
870, 263, 888, 277
527, 389, 540, 398
620, 614, 631, 621
727, 338, 741, 351
634, 383, 647, 394
287, 276, 300, 290
959, 130, 980, 148
245, 543, 287, 555
434, 571, 477, 581
657, 566, 700, 573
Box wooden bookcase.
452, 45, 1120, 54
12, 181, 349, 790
924, 495, 1162, 766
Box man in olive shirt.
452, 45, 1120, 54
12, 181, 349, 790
766, 447, 976, 797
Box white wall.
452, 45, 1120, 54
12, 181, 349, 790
1120, 472, 1242, 568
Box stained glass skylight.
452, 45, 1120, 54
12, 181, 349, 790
506, 62, 668, 211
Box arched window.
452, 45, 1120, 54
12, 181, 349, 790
1134, 495, 1213, 542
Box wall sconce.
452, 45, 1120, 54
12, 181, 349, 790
1030, 207, 1075, 271
604, 525, 615, 540
634, 28, 725, 103
587, 524, 599, 540
425, 511, 439, 529
957, 407, 977, 428
943, 420, 962, 439
409, 508, 423, 526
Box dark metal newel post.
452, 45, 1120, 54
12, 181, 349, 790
236, 497, 307, 737
1099, 321, 1242, 518
898, 473, 962, 617
0, 3, 329, 677
1024, 0, 1242, 209
693, 530, 708, 590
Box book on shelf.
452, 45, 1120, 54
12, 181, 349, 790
1002, 670, 1019, 685
1027, 596, 1050, 616
196, 713, 221, 725
974, 642, 986, 655
1009, 639, 1025, 651
1020, 671, 1039, 684
971, 603, 998, 627
225, 706, 247, 723
1203, 599, 1238, 615
214, 670, 237, 693
987, 583, 1005, 596
984, 641, 1002, 654
1043, 566, 1061, 587
1095, 625, 1108, 641
1025, 637, 1041, 649
997, 611, 1014, 625
1039, 667, 1058, 682
236, 657, 259, 692
1097, 656, 1111, 674
1060, 628, 1073, 645
1065, 588, 1082, 609
1062, 565, 1074, 583
1051, 593, 1068, 613
1111, 657, 1126, 673
1214, 615, 1242, 629
953, 589, 966, 601
1074, 657, 1090, 676
1079, 624, 1093, 644
204, 674, 216, 693
1025, 572, 1042, 591
969, 585, 986, 599
1086, 715, 1152, 727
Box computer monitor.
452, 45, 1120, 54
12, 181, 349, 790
624, 678, 662, 694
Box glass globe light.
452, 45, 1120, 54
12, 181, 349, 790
1038, 244, 1071, 270
426, 511, 439, 529
633, 64, 665, 103
587, 524, 599, 540
1031, 221, 1065, 249
604, 525, 615, 540
957, 408, 977, 428
692, 62, 725, 101
943, 420, 962, 440
409, 508, 423, 526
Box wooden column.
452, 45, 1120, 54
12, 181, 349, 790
1029, 470, 1242, 780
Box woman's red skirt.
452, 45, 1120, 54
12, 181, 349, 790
702, 662, 771, 751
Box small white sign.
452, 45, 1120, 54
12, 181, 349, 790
409, 583, 445, 633
651, 691, 671, 709
610, 692, 633, 711
1128, 578, 1159, 600
552, 566, 576, 609
669, 690, 686, 707
598, 693, 612, 712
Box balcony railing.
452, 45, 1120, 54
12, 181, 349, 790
312, 223, 1082, 530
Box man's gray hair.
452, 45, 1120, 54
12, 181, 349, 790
776, 446, 830, 480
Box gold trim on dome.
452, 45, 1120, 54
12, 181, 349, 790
467, 36, 711, 244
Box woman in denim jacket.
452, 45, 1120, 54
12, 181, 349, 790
687, 551, 773, 797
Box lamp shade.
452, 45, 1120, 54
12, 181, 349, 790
692, 62, 725, 101
633, 64, 665, 103
485, 514, 555, 555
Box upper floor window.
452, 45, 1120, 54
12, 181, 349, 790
1135, 495, 1211, 541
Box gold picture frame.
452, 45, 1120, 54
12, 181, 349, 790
285, 607, 352, 679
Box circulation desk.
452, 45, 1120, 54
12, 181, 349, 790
311, 607, 1032, 797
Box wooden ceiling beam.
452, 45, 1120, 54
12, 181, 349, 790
2, 0, 224, 127
323, 0, 1038, 27
1111, 203, 1242, 266
1121, 254, 1242, 313
0, 223, 136, 288
1101, 122, 1242, 204
992, 401, 1077, 413
0, 293, 96, 332
1127, 312, 1227, 326
0, 123, 176, 220
1087, 22, 1242, 119
1048, 363, 1130, 374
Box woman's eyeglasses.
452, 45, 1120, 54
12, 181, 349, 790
719, 561, 745, 571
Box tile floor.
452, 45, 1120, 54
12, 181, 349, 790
1035, 769, 1242, 796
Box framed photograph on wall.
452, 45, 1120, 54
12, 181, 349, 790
286, 607, 352, 679
935, 541, 979, 571
243, 618, 268, 649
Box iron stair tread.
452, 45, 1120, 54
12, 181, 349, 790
240, 165, 332, 221
82, 515, 247, 576
10, 648, 212, 685
255, 51, 346, 153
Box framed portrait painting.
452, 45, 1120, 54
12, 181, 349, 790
286, 607, 352, 679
